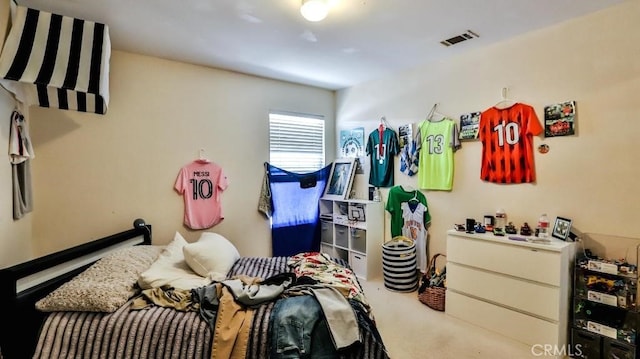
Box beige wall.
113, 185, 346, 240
0, 88, 33, 267
2, 1, 638, 268
0, 0, 32, 268
337, 1, 640, 259
14, 51, 335, 262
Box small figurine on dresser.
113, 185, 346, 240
505, 222, 517, 234
520, 222, 533, 236
474, 222, 486, 233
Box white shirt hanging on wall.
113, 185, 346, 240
401, 201, 428, 273
9, 110, 34, 164
9, 110, 34, 219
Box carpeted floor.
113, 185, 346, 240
360, 277, 540, 358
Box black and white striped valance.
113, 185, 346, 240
0, 5, 110, 114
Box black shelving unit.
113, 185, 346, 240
572, 245, 639, 359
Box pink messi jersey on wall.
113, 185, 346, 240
174, 160, 228, 229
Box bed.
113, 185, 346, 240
0, 220, 390, 359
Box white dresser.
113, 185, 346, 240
445, 230, 575, 348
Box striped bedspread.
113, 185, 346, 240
34, 256, 390, 359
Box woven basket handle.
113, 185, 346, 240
425, 253, 446, 279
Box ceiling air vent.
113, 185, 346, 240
440, 30, 479, 47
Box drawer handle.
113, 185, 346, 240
609, 342, 632, 351
576, 332, 596, 340
353, 255, 362, 260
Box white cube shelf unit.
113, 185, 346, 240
319, 198, 384, 280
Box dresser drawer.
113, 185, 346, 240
571, 328, 602, 359
321, 243, 335, 257
320, 220, 333, 245
446, 290, 561, 346
603, 337, 636, 359
335, 224, 349, 248
350, 228, 367, 253
350, 252, 367, 279
447, 262, 561, 321
447, 235, 561, 285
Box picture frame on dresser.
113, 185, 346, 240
323, 158, 356, 200
552, 216, 573, 241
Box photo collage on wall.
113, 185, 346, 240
544, 100, 576, 137
459, 111, 481, 140
398, 124, 412, 148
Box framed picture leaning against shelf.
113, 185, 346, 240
323, 158, 357, 200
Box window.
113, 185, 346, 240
269, 112, 325, 173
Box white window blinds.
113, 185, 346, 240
269, 112, 325, 173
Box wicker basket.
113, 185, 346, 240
418, 253, 446, 311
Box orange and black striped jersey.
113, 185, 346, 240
479, 103, 543, 183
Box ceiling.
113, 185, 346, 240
16, 0, 628, 90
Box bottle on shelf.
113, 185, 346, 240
372, 187, 381, 202
538, 213, 550, 238
495, 209, 506, 230
493, 209, 506, 236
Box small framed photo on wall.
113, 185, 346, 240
459, 111, 481, 141
544, 101, 576, 137
552, 217, 573, 241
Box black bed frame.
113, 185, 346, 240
0, 222, 152, 359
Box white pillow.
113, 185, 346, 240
183, 232, 240, 281
137, 232, 211, 290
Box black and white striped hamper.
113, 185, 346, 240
382, 236, 418, 292
0, 4, 111, 115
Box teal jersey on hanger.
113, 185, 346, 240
366, 127, 400, 187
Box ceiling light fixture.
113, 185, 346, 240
300, 0, 329, 22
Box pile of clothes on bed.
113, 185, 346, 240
132, 252, 379, 358
33, 233, 390, 359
